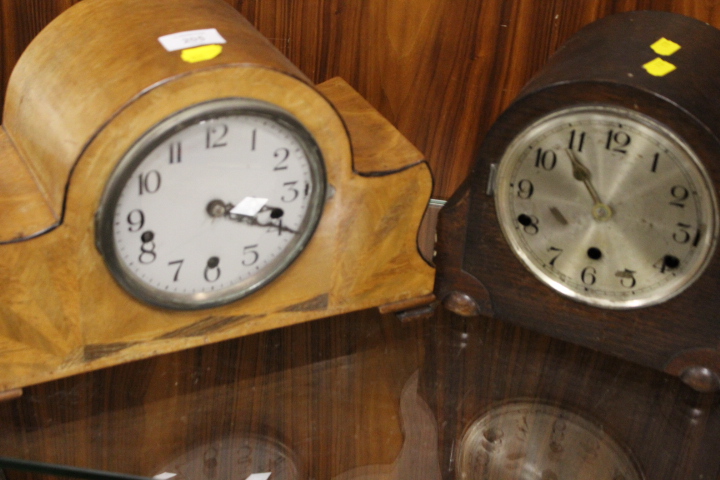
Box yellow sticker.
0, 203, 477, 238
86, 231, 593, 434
650, 37, 681, 56
643, 57, 677, 77
181, 44, 223, 63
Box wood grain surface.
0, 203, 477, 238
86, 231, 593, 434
2, 0, 718, 198
2, 1, 720, 479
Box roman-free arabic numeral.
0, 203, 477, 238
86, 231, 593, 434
126, 209, 145, 232
268, 219, 285, 236
206, 124, 228, 149
138, 171, 161, 195
619, 269, 636, 288
517, 179, 534, 199
605, 130, 631, 153
548, 246, 563, 266
281, 181, 300, 203
169, 142, 182, 164
242, 245, 259, 267
168, 260, 184, 282
581, 266, 597, 286
534, 148, 557, 171
139, 231, 157, 264
273, 148, 290, 171
669, 185, 689, 208
651, 152, 660, 172
204, 257, 221, 282
568, 130, 586, 152
517, 214, 539, 235
673, 223, 693, 244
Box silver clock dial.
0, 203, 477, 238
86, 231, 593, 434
96, 99, 326, 309
495, 105, 718, 308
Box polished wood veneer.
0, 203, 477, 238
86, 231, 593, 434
3, 1, 720, 479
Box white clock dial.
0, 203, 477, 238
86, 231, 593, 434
96, 99, 326, 309
495, 105, 718, 308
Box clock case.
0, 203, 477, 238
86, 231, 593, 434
0, 0, 435, 393
435, 11, 720, 392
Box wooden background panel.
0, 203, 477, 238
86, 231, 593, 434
2, 1, 720, 479
229, 0, 720, 197
4, 0, 720, 196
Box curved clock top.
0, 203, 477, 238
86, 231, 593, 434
3, 0, 309, 235
0, 0, 435, 389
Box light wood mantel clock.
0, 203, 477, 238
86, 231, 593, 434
0, 0, 434, 393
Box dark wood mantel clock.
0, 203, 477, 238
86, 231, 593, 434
436, 10, 720, 393
0, 0, 434, 394
426, 10, 720, 480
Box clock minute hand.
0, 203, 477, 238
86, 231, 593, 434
564, 149, 613, 221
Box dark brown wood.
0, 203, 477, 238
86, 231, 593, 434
435, 11, 720, 388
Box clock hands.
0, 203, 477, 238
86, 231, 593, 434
205, 198, 299, 234
564, 149, 613, 221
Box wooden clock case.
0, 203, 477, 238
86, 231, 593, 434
0, 0, 434, 393
435, 11, 720, 392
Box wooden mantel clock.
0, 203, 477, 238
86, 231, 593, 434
0, 0, 434, 393
436, 11, 720, 393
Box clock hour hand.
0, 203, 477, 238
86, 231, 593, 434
206, 198, 298, 234
564, 149, 613, 221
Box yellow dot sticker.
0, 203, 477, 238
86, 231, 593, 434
650, 37, 681, 56
181, 44, 223, 63
643, 57, 677, 77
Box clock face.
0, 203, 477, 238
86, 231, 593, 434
457, 402, 643, 480
96, 98, 326, 309
494, 105, 718, 309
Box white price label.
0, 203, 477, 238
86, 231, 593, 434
158, 28, 226, 52
245, 474, 272, 480
231, 197, 269, 217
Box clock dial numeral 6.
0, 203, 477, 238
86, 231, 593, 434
495, 106, 717, 309
97, 99, 326, 309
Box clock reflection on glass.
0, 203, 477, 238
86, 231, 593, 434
155, 435, 300, 480
457, 401, 644, 480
